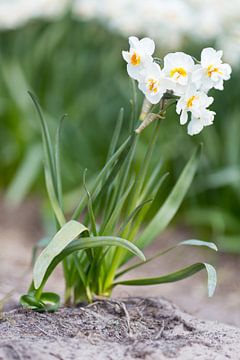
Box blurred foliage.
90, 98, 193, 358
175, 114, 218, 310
0, 15, 240, 252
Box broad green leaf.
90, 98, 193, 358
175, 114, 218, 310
135, 145, 202, 250
114, 262, 217, 297
39, 236, 146, 290
34, 220, 88, 289
20, 292, 60, 312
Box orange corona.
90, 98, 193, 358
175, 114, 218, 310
170, 67, 187, 79
131, 52, 141, 66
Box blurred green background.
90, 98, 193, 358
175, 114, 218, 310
0, 9, 240, 253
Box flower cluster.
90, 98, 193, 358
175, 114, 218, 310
122, 37, 232, 136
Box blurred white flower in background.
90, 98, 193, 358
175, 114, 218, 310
0, 0, 68, 29
0, 0, 240, 67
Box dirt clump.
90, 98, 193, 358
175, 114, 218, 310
1, 297, 239, 360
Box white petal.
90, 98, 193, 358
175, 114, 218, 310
201, 47, 222, 67
176, 98, 184, 114
180, 110, 188, 125
214, 79, 224, 90
127, 64, 142, 80
221, 63, 232, 79
145, 91, 163, 105
139, 38, 155, 55
122, 51, 130, 63
187, 118, 204, 135
129, 36, 139, 48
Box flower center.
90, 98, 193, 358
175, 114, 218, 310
207, 65, 223, 77
147, 78, 159, 93
170, 67, 187, 79
131, 52, 141, 66
187, 95, 197, 108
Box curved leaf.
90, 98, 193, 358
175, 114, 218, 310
20, 292, 60, 312
179, 239, 218, 251
113, 262, 217, 297
34, 220, 88, 289
39, 236, 146, 290
117, 239, 217, 278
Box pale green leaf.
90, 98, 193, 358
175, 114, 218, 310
114, 262, 217, 297
34, 220, 88, 289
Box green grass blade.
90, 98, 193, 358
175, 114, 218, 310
55, 114, 66, 208
118, 199, 153, 235
107, 108, 124, 161
116, 239, 217, 278
114, 262, 217, 297
28, 91, 57, 196
44, 165, 66, 227
101, 179, 134, 235
72, 134, 135, 220
83, 169, 98, 236
135, 144, 202, 250
34, 220, 88, 289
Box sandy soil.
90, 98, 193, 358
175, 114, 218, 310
0, 197, 240, 327
1, 297, 240, 360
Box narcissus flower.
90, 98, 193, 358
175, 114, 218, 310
192, 48, 232, 91
123, 37, 231, 136
163, 52, 195, 94
138, 62, 170, 104
176, 85, 214, 125
122, 36, 155, 80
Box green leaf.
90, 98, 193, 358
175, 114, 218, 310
34, 220, 88, 289
179, 239, 218, 251
101, 179, 134, 235
44, 165, 66, 226
83, 169, 98, 236
135, 145, 202, 250
114, 262, 217, 297
72, 134, 135, 220
54, 114, 66, 207
20, 292, 60, 312
28, 91, 57, 197
39, 236, 146, 290
117, 239, 217, 278
106, 107, 124, 161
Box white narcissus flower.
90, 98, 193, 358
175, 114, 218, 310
163, 52, 195, 94
188, 109, 216, 136
122, 36, 155, 80
176, 85, 214, 125
138, 62, 170, 104
192, 47, 232, 91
